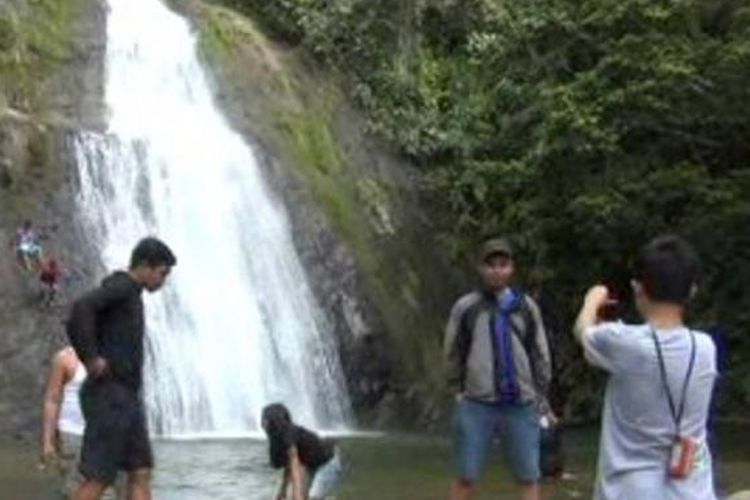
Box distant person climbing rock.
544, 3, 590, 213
262, 403, 345, 500
41, 347, 122, 499
39, 257, 63, 306
67, 237, 176, 500
12, 219, 42, 271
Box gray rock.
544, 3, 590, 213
0, 0, 106, 438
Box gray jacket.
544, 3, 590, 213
443, 290, 551, 406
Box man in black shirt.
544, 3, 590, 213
67, 237, 176, 500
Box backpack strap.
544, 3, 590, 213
510, 291, 552, 406
509, 290, 537, 353
455, 297, 486, 392
457, 291, 536, 369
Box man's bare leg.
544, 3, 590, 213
73, 479, 108, 500
519, 481, 540, 500
449, 478, 475, 500
127, 468, 152, 500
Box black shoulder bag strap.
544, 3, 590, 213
456, 298, 485, 391
509, 291, 538, 353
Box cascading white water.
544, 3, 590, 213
71, 0, 351, 436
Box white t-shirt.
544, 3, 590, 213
58, 362, 87, 436
583, 322, 717, 500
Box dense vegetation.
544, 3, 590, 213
221, 0, 750, 417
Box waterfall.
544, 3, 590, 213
71, 0, 351, 436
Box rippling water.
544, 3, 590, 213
151, 439, 276, 500
3, 426, 749, 499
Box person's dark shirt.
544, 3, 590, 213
271, 425, 334, 471
66, 271, 145, 391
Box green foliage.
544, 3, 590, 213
218, 0, 750, 417
0, 0, 79, 111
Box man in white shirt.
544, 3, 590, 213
574, 235, 717, 500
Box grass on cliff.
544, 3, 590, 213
0, 0, 80, 112
276, 103, 446, 410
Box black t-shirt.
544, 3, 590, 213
289, 425, 334, 470
67, 271, 145, 390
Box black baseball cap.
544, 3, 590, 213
478, 237, 513, 262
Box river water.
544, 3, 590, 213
3, 425, 748, 499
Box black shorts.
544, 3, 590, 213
79, 379, 153, 484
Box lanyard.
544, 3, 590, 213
651, 328, 696, 434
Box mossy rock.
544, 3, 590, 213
0, 0, 81, 112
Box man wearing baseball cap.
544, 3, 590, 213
444, 237, 552, 500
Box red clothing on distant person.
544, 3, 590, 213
40, 259, 62, 285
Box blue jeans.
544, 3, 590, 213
453, 398, 540, 483
308, 449, 344, 498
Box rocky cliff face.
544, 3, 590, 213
0, 0, 107, 435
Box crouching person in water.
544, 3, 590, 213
262, 404, 344, 500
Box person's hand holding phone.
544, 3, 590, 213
596, 287, 620, 321
583, 285, 619, 322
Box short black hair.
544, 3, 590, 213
129, 237, 177, 269
633, 235, 699, 305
